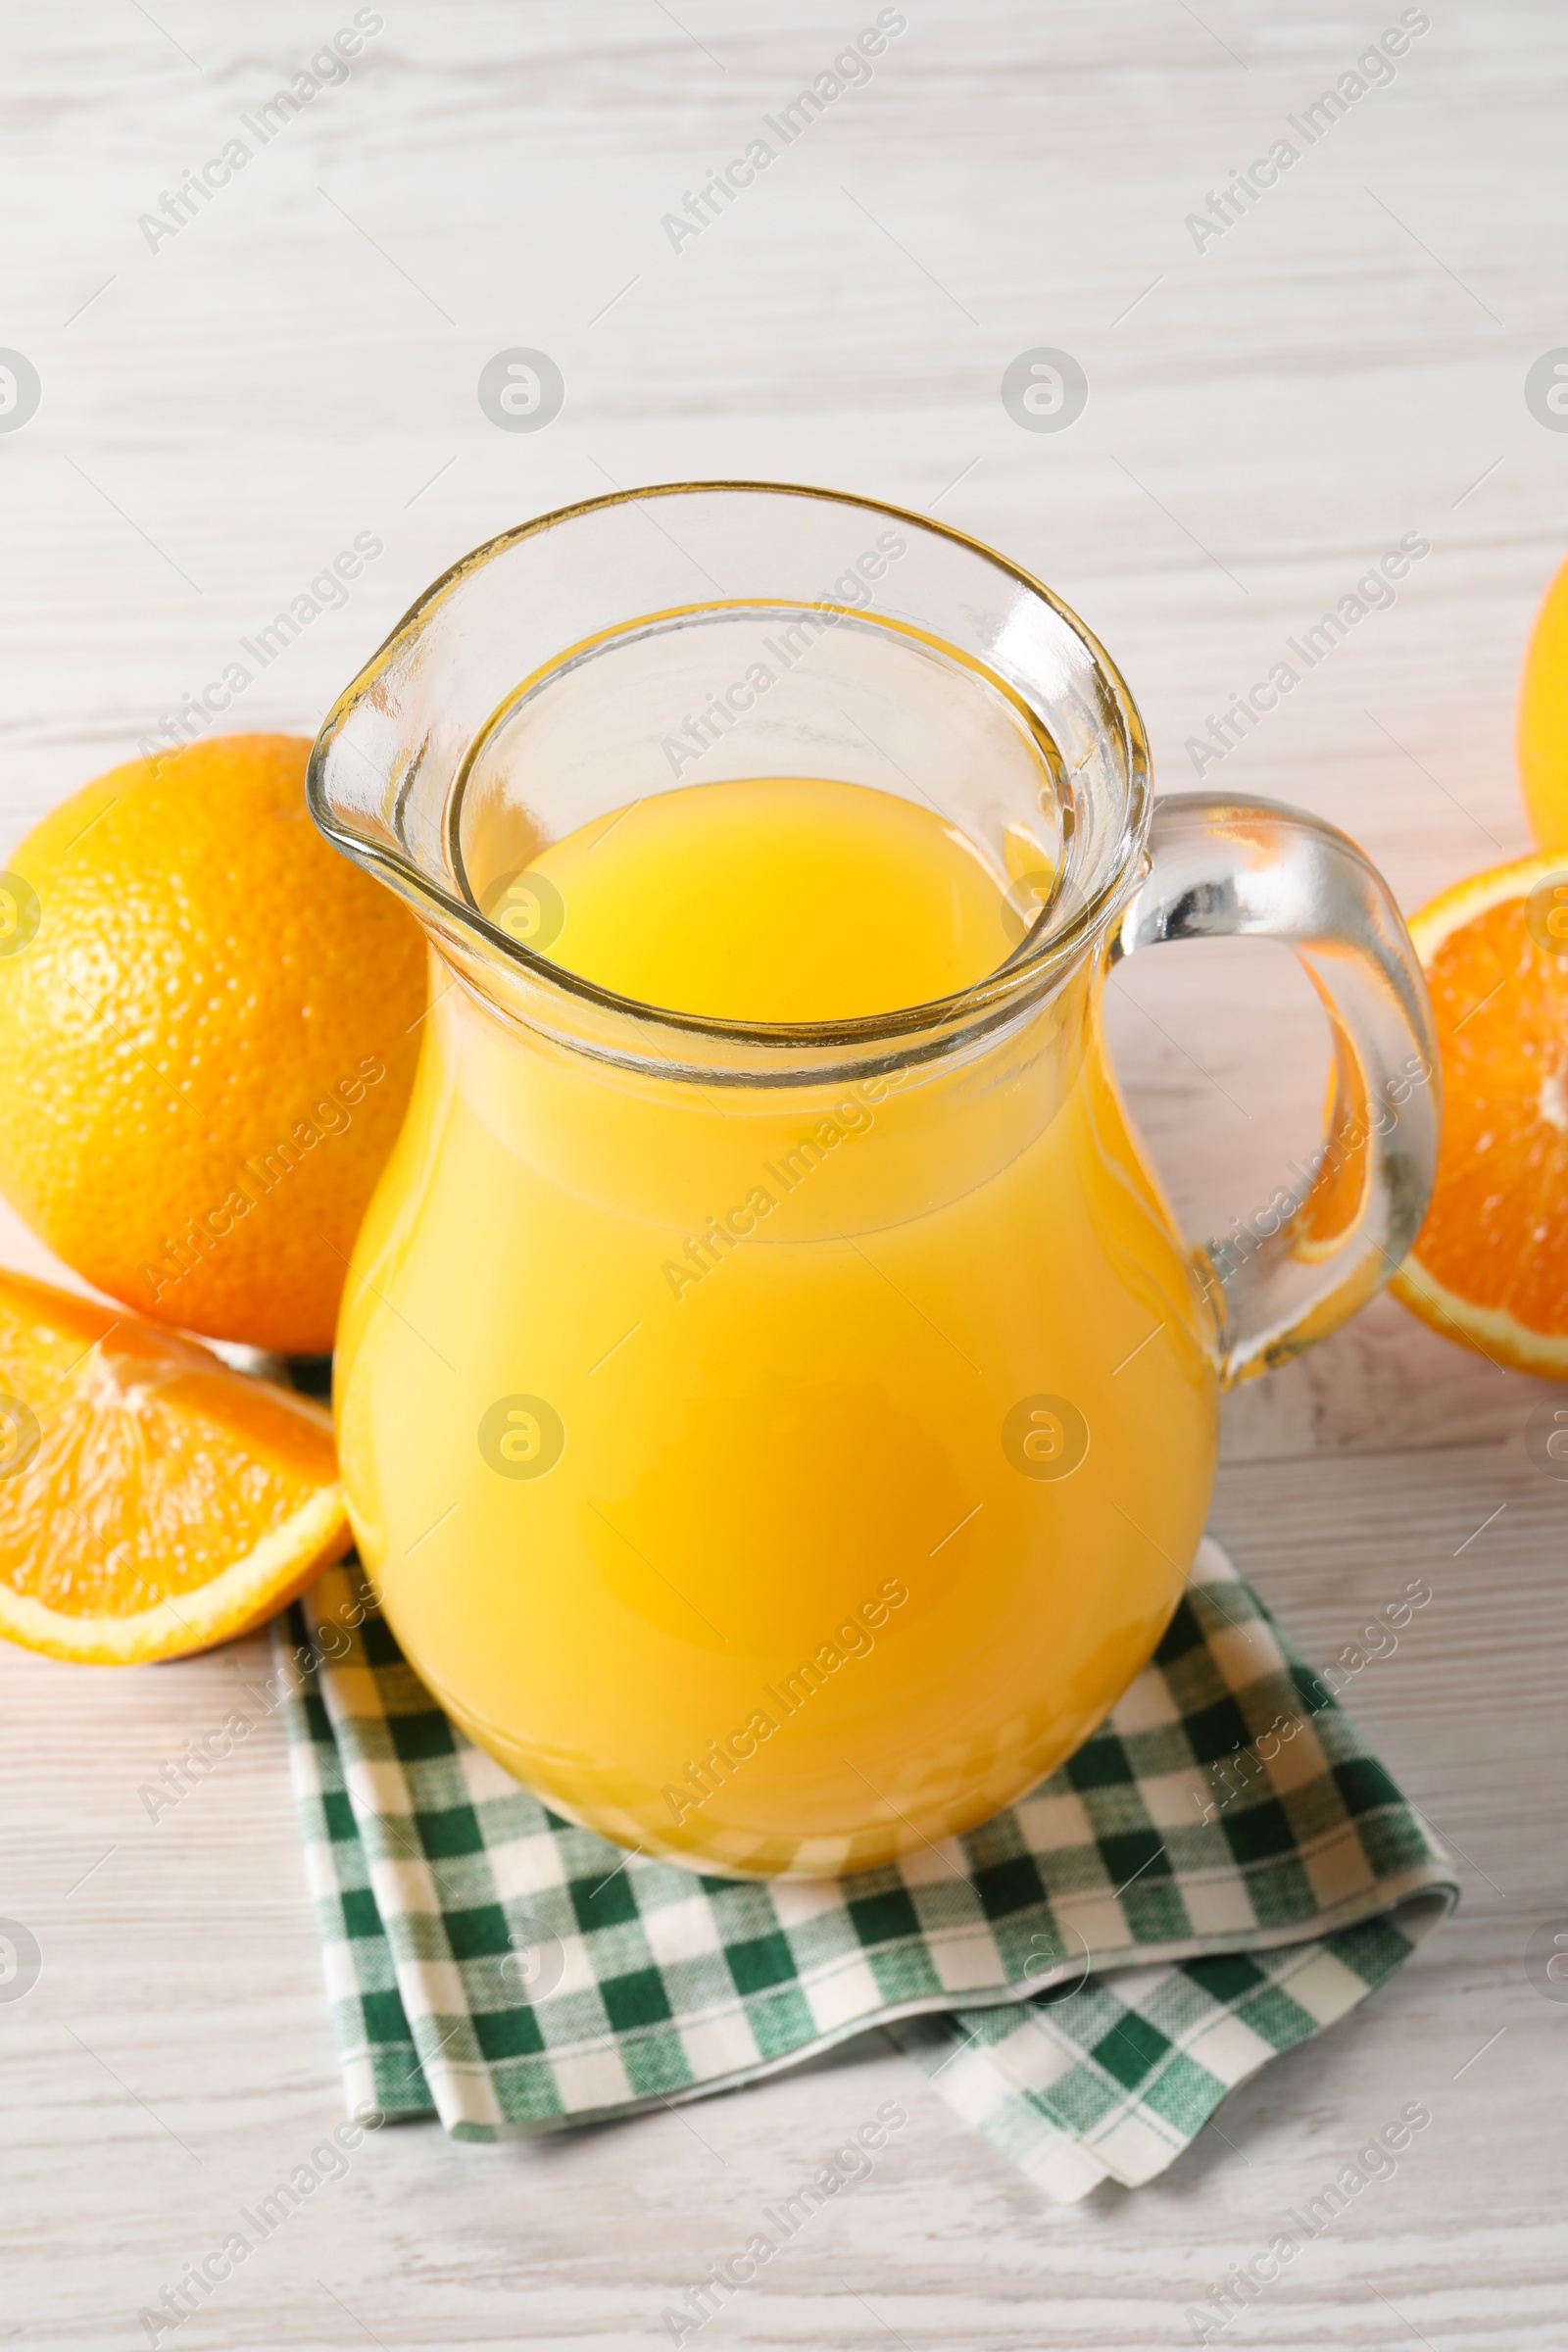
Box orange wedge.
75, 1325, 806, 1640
0, 1267, 350, 1663
1391, 852, 1568, 1375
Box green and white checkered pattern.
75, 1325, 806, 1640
275, 1536, 1455, 2199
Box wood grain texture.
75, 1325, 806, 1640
2, 1, 1567, 2342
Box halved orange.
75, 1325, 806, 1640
0, 1266, 350, 1663
1392, 852, 1568, 1375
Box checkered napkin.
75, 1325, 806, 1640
274, 1537, 1456, 2200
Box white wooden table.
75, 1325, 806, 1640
3, 3, 1565, 2342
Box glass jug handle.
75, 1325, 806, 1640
1109, 792, 1441, 1389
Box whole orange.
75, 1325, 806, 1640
0, 733, 426, 1352
1519, 553, 1568, 849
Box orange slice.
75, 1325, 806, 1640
1391, 852, 1568, 1375
0, 1267, 350, 1663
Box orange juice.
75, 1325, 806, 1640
335, 775, 1217, 1875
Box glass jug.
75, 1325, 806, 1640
309, 482, 1438, 1879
